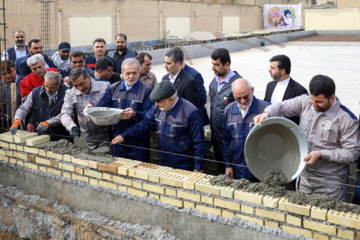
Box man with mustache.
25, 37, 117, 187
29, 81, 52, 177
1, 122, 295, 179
1, 30, 29, 63
108, 33, 137, 71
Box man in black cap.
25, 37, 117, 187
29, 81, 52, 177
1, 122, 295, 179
52, 42, 72, 78
112, 81, 207, 172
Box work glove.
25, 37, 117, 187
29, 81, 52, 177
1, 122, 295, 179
27, 123, 35, 132
36, 121, 50, 132
10, 119, 23, 135
69, 126, 80, 138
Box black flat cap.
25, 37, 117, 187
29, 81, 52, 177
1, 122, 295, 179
150, 80, 176, 102
58, 42, 71, 51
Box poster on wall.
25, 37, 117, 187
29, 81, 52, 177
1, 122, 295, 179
263, 3, 303, 30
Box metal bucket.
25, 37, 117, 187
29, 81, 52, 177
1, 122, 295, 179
244, 117, 308, 183
84, 107, 124, 126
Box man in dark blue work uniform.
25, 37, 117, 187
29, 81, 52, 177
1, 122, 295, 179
112, 81, 207, 172
86, 58, 153, 162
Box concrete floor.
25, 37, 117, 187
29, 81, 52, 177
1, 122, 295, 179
151, 41, 360, 115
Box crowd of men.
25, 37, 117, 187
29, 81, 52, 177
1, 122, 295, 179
1, 30, 360, 203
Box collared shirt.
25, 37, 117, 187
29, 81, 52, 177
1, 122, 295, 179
113, 49, 127, 71
271, 76, 290, 104
46, 91, 58, 106
318, 98, 337, 115
238, 97, 253, 118
124, 81, 133, 91
1, 45, 27, 61
82, 84, 93, 102
169, 71, 180, 84
216, 69, 235, 92
139, 71, 158, 89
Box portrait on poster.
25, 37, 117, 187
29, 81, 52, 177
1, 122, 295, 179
263, 3, 303, 30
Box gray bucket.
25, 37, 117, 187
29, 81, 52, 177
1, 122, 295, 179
244, 117, 308, 183
84, 107, 124, 126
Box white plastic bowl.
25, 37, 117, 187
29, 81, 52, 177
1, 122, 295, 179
84, 107, 124, 126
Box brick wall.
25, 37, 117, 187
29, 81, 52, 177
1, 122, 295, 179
0, 130, 359, 240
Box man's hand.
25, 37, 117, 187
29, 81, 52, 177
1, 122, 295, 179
194, 169, 203, 173
27, 123, 35, 132
36, 121, 50, 132
69, 126, 80, 138
10, 119, 23, 135
112, 135, 124, 145
303, 151, 322, 165
63, 76, 73, 87
225, 167, 234, 179
83, 103, 93, 120
119, 107, 136, 120
253, 112, 270, 126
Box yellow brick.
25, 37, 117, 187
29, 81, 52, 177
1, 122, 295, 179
14, 152, 27, 160
0, 132, 14, 143
62, 172, 71, 179
47, 151, 63, 160
214, 198, 240, 211
313, 233, 329, 240
177, 190, 200, 202
38, 166, 47, 172
184, 201, 195, 209
58, 162, 75, 172
72, 174, 89, 182
50, 160, 58, 168
337, 229, 354, 240
0, 149, 5, 156
0, 141, 9, 148
282, 225, 313, 238
222, 210, 234, 219
256, 208, 285, 222
9, 143, 16, 150
39, 149, 47, 157
196, 204, 221, 215
16, 160, 24, 166
263, 196, 280, 208
113, 175, 132, 186
286, 215, 302, 227
166, 188, 177, 197
47, 168, 62, 176
327, 210, 360, 230
0, 155, 8, 162
160, 196, 183, 208
26, 135, 49, 146
72, 157, 89, 167
99, 180, 117, 190
24, 162, 38, 170
279, 197, 311, 216
89, 178, 99, 185
241, 205, 254, 214
303, 220, 336, 235
16, 145, 24, 152
265, 220, 279, 229
24, 147, 39, 154
234, 190, 263, 205
118, 185, 127, 192
63, 154, 72, 162
75, 167, 84, 175
103, 172, 113, 181
127, 187, 148, 198
84, 169, 102, 179
236, 213, 264, 226
88, 160, 97, 169
132, 180, 142, 189
35, 157, 51, 166
9, 158, 17, 164
201, 195, 214, 205
143, 183, 164, 194
220, 186, 234, 198
311, 206, 327, 220
149, 193, 160, 200
6, 150, 13, 157
195, 178, 221, 196
14, 132, 38, 143
331, 238, 342, 240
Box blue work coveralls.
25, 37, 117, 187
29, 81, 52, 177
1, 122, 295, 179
222, 96, 270, 179
98, 79, 153, 161
121, 97, 207, 171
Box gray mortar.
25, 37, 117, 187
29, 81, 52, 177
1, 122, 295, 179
0, 162, 318, 239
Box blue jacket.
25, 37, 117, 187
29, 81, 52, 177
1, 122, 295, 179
122, 97, 207, 171
98, 79, 153, 143
85, 55, 120, 73
108, 48, 137, 71
222, 96, 270, 179
6, 45, 29, 63
15, 54, 56, 79
183, 64, 209, 126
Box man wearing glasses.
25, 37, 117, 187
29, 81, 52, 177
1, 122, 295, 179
223, 78, 270, 180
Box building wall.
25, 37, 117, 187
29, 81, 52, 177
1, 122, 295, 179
305, 8, 360, 30
338, 0, 360, 8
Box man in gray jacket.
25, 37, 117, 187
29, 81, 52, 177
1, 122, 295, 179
254, 75, 360, 202
60, 67, 111, 149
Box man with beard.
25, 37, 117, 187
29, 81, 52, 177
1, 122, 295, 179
85, 38, 120, 73
208, 48, 241, 174
254, 75, 360, 202
108, 33, 137, 71
136, 52, 157, 89
52, 42, 72, 78
264, 55, 307, 124
2, 30, 29, 63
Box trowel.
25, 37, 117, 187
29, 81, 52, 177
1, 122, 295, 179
74, 136, 88, 149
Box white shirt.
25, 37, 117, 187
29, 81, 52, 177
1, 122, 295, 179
270, 76, 290, 104
169, 71, 180, 84
238, 97, 253, 118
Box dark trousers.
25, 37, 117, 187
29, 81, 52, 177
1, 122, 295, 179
212, 138, 225, 175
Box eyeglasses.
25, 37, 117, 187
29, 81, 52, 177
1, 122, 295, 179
235, 95, 250, 101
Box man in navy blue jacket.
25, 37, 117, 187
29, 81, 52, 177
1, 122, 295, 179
112, 81, 207, 172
